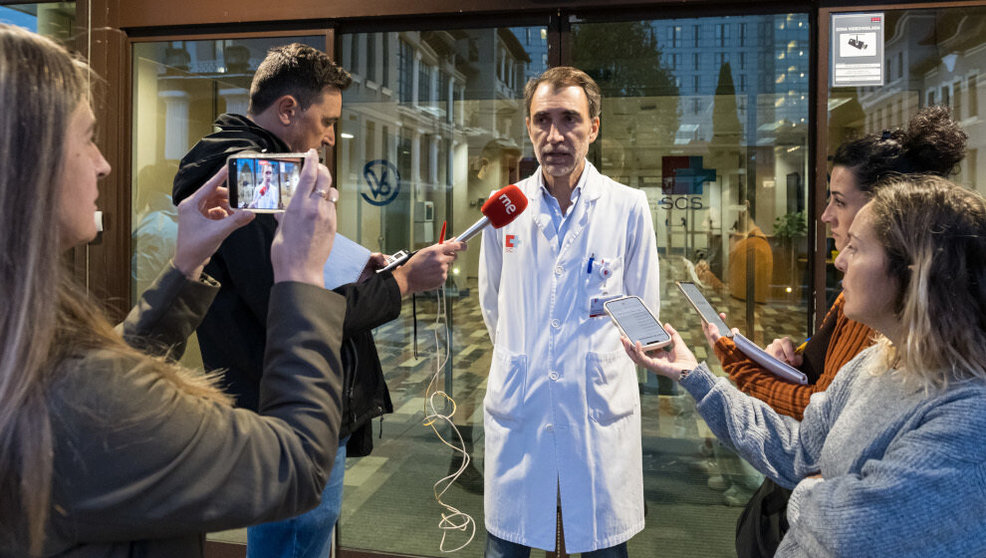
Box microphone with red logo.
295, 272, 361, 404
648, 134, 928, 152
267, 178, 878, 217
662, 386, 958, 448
454, 184, 529, 242
378, 185, 528, 273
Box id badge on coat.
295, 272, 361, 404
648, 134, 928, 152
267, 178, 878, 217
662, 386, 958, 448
589, 295, 621, 318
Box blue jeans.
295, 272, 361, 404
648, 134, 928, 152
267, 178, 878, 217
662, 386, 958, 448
485, 533, 629, 558
247, 438, 348, 558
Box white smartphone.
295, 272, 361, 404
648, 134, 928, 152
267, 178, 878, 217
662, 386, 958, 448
676, 281, 732, 338
226, 152, 306, 213
604, 296, 673, 351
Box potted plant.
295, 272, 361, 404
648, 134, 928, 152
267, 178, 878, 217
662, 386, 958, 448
773, 211, 807, 294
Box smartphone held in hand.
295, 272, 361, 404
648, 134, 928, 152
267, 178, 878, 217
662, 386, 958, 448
604, 295, 672, 351
227, 152, 306, 213
676, 281, 731, 338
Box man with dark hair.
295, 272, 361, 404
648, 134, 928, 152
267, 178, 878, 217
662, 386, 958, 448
173, 43, 464, 558
479, 66, 660, 556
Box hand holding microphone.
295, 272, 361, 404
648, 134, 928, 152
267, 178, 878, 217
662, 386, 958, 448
383, 184, 528, 293
392, 240, 466, 295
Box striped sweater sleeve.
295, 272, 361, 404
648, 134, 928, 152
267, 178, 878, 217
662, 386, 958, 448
713, 293, 875, 420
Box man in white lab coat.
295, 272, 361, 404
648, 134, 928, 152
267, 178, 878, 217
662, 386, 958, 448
479, 66, 660, 556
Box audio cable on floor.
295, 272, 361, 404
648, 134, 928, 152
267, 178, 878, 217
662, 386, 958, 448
422, 285, 476, 552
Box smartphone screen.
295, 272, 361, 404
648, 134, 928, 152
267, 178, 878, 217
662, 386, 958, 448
677, 281, 731, 338
604, 296, 671, 350
227, 154, 305, 212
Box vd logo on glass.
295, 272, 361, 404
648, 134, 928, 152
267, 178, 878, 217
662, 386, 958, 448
361, 159, 400, 206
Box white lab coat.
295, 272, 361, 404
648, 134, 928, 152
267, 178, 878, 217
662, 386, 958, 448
478, 162, 661, 552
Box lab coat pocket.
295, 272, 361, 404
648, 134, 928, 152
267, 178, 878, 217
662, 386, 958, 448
586, 348, 637, 425
581, 256, 624, 317
484, 348, 528, 422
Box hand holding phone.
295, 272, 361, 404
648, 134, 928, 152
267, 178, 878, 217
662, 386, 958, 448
604, 296, 672, 351
620, 322, 699, 381
676, 281, 731, 338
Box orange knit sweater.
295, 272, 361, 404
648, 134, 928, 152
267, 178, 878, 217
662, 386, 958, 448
713, 292, 875, 420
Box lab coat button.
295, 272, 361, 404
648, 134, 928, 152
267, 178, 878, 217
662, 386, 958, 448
550, 319, 561, 328
549, 371, 559, 381
554, 265, 563, 276
545, 424, 554, 432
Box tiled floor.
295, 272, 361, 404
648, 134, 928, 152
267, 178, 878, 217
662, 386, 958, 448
210, 255, 810, 557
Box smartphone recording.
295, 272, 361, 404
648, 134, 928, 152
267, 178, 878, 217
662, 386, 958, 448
227, 152, 306, 212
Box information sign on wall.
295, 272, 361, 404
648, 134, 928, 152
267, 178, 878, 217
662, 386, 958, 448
831, 13, 885, 87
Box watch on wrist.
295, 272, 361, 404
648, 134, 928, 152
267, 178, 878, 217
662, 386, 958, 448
679, 367, 692, 380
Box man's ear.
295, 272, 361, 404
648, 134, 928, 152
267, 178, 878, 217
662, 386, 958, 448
587, 116, 601, 143
275, 95, 301, 126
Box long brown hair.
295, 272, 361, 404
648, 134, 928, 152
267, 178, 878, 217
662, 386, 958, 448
0, 24, 229, 555
867, 175, 986, 391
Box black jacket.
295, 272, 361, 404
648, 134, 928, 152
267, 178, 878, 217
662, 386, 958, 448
173, 113, 397, 456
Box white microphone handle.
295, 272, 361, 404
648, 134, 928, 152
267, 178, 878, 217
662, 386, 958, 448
454, 216, 490, 243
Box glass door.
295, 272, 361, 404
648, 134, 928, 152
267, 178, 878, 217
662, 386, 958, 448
334, 12, 811, 557
335, 24, 549, 556
566, 12, 811, 556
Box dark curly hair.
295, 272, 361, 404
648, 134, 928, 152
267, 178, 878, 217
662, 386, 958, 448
832, 105, 967, 194
248, 43, 352, 114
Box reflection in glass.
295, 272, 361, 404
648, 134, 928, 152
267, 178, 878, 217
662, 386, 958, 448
0, 3, 75, 39
828, 8, 986, 297
573, 15, 810, 342
571, 14, 811, 556
336, 26, 545, 556
131, 36, 323, 373
336, 16, 810, 557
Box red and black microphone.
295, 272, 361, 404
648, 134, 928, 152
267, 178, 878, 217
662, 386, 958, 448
455, 184, 529, 242
377, 185, 527, 273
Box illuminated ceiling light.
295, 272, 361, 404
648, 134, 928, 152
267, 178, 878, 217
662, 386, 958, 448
453, 267, 461, 275
340, 132, 355, 139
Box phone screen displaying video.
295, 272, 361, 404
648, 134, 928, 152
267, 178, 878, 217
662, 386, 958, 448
228, 156, 303, 212
606, 297, 670, 347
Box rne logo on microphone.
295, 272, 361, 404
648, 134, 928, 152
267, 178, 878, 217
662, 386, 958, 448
499, 193, 518, 214
505, 234, 520, 252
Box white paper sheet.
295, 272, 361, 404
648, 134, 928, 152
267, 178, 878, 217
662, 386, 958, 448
323, 233, 372, 290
